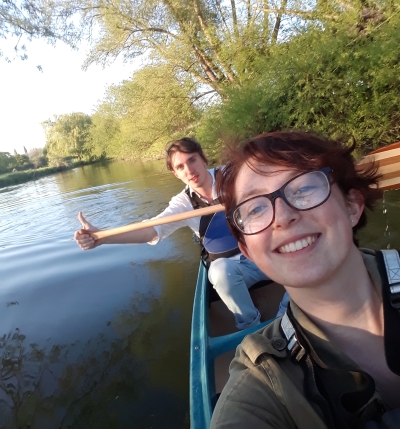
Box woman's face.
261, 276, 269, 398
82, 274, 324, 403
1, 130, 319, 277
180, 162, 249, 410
236, 161, 364, 289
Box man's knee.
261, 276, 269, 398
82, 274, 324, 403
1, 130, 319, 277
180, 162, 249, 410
208, 258, 238, 288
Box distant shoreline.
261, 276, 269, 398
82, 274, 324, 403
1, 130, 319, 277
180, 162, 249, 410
0, 160, 97, 189
0, 156, 168, 189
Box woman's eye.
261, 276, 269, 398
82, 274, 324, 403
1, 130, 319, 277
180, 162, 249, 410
246, 204, 268, 218
293, 186, 316, 196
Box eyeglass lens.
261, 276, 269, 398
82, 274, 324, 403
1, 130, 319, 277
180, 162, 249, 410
233, 170, 330, 234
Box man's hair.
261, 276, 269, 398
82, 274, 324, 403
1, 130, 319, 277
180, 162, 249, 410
217, 132, 382, 244
165, 137, 208, 171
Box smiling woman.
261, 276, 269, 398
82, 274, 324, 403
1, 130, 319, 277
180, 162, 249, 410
211, 132, 400, 429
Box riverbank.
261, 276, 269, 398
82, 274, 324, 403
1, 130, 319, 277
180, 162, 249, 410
0, 160, 94, 188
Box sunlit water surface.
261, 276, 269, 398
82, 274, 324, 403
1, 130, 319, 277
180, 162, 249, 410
0, 160, 199, 429
0, 160, 399, 428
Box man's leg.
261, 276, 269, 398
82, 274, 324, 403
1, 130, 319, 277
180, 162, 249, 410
208, 256, 268, 329
239, 256, 289, 318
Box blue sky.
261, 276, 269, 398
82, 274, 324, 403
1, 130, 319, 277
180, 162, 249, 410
0, 38, 138, 155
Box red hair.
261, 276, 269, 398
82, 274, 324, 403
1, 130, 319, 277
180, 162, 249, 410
217, 132, 382, 244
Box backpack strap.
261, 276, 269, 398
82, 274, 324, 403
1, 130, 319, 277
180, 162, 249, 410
280, 306, 382, 429
281, 311, 301, 352
376, 249, 400, 376
184, 168, 220, 210
379, 249, 400, 312
185, 186, 211, 209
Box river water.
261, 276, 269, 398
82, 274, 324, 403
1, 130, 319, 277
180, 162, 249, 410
0, 160, 399, 429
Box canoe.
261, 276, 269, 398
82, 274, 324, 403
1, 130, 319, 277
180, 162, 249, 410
190, 262, 285, 429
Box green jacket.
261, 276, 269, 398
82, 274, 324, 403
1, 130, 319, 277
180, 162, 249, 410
210, 249, 398, 429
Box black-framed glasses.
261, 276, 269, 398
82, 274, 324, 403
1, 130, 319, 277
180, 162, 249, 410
227, 167, 332, 235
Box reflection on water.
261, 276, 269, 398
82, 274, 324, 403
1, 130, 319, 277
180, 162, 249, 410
358, 189, 400, 250
0, 160, 198, 428
0, 161, 399, 428
0, 259, 194, 429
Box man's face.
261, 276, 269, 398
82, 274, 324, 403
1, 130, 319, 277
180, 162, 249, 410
171, 151, 209, 189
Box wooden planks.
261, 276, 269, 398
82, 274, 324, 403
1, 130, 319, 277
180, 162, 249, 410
357, 142, 400, 191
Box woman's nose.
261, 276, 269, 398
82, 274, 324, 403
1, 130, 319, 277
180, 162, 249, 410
272, 197, 299, 229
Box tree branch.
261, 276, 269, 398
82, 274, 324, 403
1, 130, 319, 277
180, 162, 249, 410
253, 6, 339, 21
271, 0, 288, 45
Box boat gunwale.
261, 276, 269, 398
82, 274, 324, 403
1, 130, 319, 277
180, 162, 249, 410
190, 263, 274, 429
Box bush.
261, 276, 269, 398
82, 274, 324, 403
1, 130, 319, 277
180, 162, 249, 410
205, 16, 400, 152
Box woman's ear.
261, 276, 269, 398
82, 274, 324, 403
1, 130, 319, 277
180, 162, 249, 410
238, 240, 253, 262
346, 189, 365, 226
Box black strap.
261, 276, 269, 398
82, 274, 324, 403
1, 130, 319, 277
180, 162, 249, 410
376, 249, 400, 376
284, 306, 380, 429
184, 167, 220, 210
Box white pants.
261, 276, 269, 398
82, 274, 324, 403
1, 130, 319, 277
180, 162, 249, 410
208, 255, 289, 329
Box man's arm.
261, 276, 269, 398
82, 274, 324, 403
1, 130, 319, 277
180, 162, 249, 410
74, 212, 157, 250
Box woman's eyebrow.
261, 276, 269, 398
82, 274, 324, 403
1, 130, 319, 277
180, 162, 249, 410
238, 188, 269, 202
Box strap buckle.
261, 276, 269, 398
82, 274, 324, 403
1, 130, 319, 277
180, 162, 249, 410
381, 249, 400, 310
389, 286, 400, 309
281, 312, 296, 350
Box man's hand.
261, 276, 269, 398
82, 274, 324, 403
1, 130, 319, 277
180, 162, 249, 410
74, 212, 101, 250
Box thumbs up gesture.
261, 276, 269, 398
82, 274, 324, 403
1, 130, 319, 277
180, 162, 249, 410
74, 212, 101, 250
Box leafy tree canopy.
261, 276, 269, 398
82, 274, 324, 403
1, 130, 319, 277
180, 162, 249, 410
91, 63, 199, 158
0, 0, 79, 61
43, 112, 92, 160
40, 0, 393, 98
201, 6, 400, 151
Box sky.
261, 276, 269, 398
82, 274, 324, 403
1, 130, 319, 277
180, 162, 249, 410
0, 38, 138, 155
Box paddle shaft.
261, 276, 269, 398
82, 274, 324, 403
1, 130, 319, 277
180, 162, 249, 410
91, 203, 225, 240
90, 144, 400, 240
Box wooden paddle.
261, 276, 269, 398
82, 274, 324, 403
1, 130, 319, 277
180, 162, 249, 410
91, 142, 400, 240
91, 204, 226, 240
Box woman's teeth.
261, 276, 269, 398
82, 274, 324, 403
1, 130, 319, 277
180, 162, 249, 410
278, 235, 317, 254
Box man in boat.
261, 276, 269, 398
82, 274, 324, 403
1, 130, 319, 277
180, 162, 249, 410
211, 132, 400, 428
74, 137, 289, 330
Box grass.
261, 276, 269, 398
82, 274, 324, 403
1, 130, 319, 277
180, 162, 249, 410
0, 161, 91, 188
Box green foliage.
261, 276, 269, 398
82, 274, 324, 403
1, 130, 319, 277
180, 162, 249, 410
203, 9, 400, 151
0, 160, 92, 188
14, 153, 29, 166
0, 152, 17, 174
28, 148, 48, 168
5, 0, 398, 166
0, 0, 79, 61
90, 63, 199, 159
46, 0, 313, 96
43, 112, 93, 161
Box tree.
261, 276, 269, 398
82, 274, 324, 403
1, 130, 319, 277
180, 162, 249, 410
46, 0, 392, 99
12, 150, 29, 166
42, 0, 296, 97
0, 0, 79, 61
43, 113, 93, 160
200, 9, 400, 150
0, 152, 17, 174
90, 63, 199, 158
28, 147, 47, 167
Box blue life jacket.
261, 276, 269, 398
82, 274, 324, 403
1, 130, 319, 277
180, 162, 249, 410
185, 168, 240, 263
